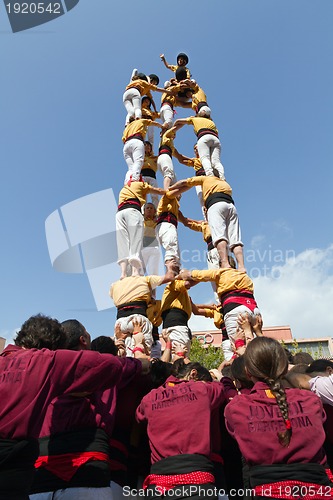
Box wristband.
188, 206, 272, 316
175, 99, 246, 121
165, 341, 172, 350
133, 331, 141, 335
234, 339, 246, 349
133, 347, 144, 354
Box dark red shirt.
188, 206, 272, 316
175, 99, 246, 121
0, 345, 124, 440
224, 381, 327, 466
136, 376, 226, 464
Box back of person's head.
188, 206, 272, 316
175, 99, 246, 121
231, 356, 254, 389
244, 337, 291, 447
287, 363, 309, 374
150, 359, 172, 387
15, 314, 67, 350
91, 335, 117, 355
61, 319, 90, 351
292, 351, 314, 365
172, 359, 212, 381
175, 66, 188, 82
306, 359, 333, 375
137, 72, 148, 82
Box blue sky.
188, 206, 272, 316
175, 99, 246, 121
1, 0, 333, 343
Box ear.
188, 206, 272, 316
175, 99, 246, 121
326, 367, 333, 376
189, 369, 198, 380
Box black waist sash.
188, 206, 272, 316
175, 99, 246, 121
117, 300, 148, 319
196, 101, 209, 113
0, 437, 39, 498
197, 128, 219, 140
151, 453, 214, 475
206, 236, 214, 251
158, 144, 172, 157
249, 462, 332, 487
31, 428, 110, 493
141, 168, 156, 179
156, 212, 178, 227
205, 192, 234, 210
125, 133, 144, 143
219, 289, 255, 315
196, 167, 205, 176
162, 308, 188, 328
117, 198, 141, 212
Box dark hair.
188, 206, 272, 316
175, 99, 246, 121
231, 356, 254, 389
137, 72, 148, 81
177, 52, 189, 65
15, 314, 67, 350
284, 348, 294, 364
61, 319, 87, 350
244, 337, 291, 447
142, 95, 152, 106
91, 336, 118, 355
292, 352, 314, 365
306, 359, 333, 374
149, 73, 159, 85
150, 360, 172, 387
172, 359, 212, 381
175, 66, 188, 82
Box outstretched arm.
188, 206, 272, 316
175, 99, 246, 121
148, 186, 166, 196
160, 53, 173, 71
173, 118, 188, 130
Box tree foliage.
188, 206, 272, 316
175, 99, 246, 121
189, 337, 224, 369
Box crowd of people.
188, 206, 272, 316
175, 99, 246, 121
1, 52, 333, 500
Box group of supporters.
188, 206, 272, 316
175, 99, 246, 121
1, 53, 333, 500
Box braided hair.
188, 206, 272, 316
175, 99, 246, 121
244, 337, 292, 447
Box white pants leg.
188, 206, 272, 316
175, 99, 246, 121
207, 202, 242, 247
141, 245, 160, 276
115, 315, 153, 356
165, 325, 191, 353
197, 134, 225, 179
142, 175, 159, 206
207, 247, 220, 301
123, 88, 142, 123
195, 185, 205, 216
157, 153, 175, 182
116, 208, 144, 268
123, 139, 145, 182
156, 222, 180, 265
160, 103, 173, 128
221, 339, 233, 361
224, 305, 261, 346
147, 126, 155, 151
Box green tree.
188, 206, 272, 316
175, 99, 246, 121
189, 338, 224, 369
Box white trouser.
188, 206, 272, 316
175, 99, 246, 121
116, 208, 143, 267
115, 314, 153, 356
160, 103, 173, 128
123, 138, 144, 182
156, 222, 180, 265
157, 153, 175, 181
207, 246, 220, 302
147, 126, 155, 151
224, 305, 261, 346
207, 201, 242, 248
197, 105, 212, 117
123, 88, 142, 123
142, 245, 160, 276
30, 487, 113, 500
197, 134, 225, 179
141, 175, 159, 206
195, 185, 205, 217
221, 339, 233, 361
163, 325, 191, 353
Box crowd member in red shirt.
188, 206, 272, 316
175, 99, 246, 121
30, 318, 145, 500
224, 337, 333, 499
136, 360, 227, 499
0, 314, 126, 499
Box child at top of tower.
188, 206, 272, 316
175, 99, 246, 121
160, 52, 191, 79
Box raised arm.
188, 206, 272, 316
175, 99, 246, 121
160, 53, 173, 71
173, 118, 188, 130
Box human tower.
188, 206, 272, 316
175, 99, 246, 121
110, 52, 262, 361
